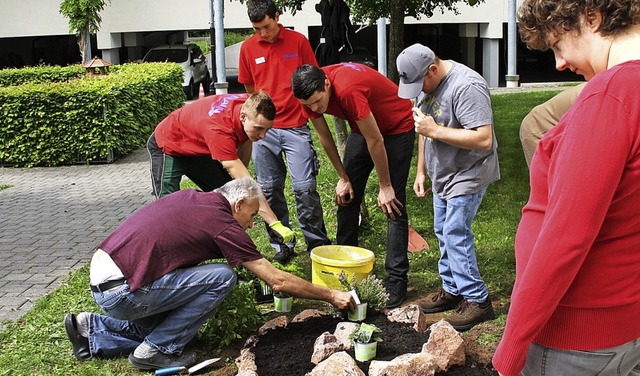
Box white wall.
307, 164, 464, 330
1, 0, 509, 43
0, 1, 70, 37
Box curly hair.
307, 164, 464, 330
518, 0, 640, 50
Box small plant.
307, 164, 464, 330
349, 323, 383, 344
338, 272, 389, 311
273, 291, 291, 298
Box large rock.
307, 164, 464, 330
386, 304, 429, 333
258, 315, 290, 335
236, 371, 259, 376
333, 321, 358, 350
368, 352, 438, 376
311, 331, 342, 364
423, 320, 466, 371
306, 351, 365, 376
293, 309, 330, 323
235, 347, 257, 373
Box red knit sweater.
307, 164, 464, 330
493, 61, 640, 376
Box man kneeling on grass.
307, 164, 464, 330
64, 177, 356, 371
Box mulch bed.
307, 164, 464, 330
251, 311, 498, 375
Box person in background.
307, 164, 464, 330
520, 83, 585, 167
238, 0, 331, 264
146, 91, 295, 246
291, 63, 415, 309
396, 43, 500, 331
493, 0, 640, 375
63, 177, 356, 371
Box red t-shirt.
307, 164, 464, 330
303, 63, 414, 136
238, 24, 317, 129
154, 94, 250, 161
99, 190, 263, 292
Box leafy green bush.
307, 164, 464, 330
198, 280, 264, 349
0, 65, 85, 86
0, 62, 184, 167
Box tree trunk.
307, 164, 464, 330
78, 26, 92, 63
387, 0, 406, 84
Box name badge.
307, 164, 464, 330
255, 57, 266, 64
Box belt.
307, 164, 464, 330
90, 278, 126, 293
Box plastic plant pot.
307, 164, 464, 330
348, 302, 368, 321
274, 295, 292, 313
353, 341, 377, 362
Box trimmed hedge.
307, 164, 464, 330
0, 63, 185, 167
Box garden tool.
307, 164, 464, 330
408, 225, 429, 253
155, 357, 221, 375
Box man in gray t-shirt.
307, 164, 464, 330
397, 43, 500, 332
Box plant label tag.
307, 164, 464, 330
348, 289, 361, 305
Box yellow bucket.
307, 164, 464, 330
310, 245, 375, 290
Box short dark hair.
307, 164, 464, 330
243, 91, 276, 120
291, 64, 327, 100
518, 0, 640, 50
247, 0, 278, 23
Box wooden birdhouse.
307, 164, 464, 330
83, 57, 112, 75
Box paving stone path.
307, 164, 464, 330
0, 148, 153, 328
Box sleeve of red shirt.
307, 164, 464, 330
338, 83, 372, 121
299, 36, 318, 66
492, 85, 633, 375
203, 128, 238, 161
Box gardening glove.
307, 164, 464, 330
269, 221, 295, 244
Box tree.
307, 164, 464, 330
270, 0, 482, 81
59, 0, 110, 63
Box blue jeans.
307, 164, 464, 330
433, 188, 489, 302
252, 125, 330, 253
336, 130, 415, 290
524, 340, 640, 375
88, 263, 236, 357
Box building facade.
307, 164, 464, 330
0, 0, 580, 87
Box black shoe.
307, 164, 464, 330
129, 349, 197, 371
385, 282, 407, 309
273, 248, 294, 264
64, 313, 91, 361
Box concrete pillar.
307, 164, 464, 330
101, 49, 120, 64
482, 38, 499, 88
459, 24, 477, 70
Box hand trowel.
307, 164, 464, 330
155, 357, 221, 375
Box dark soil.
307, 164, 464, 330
251, 311, 499, 376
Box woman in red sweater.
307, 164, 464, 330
493, 1, 640, 375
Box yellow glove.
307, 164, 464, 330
269, 221, 295, 243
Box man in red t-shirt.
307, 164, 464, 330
146, 91, 294, 244
238, 0, 331, 264
63, 178, 356, 371
291, 63, 415, 308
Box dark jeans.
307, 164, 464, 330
336, 130, 415, 289
146, 133, 231, 198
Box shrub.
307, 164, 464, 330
0, 62, 184, 166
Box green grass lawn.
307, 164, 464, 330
0, 90, 561, 375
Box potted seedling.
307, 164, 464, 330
273, 291, 293, 312
339, 272, 389, 321
349, 322, 383, 361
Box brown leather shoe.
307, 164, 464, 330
445, 299, 495, 331
418, 288, 463, 313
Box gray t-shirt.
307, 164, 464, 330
416, 61, 500, 199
